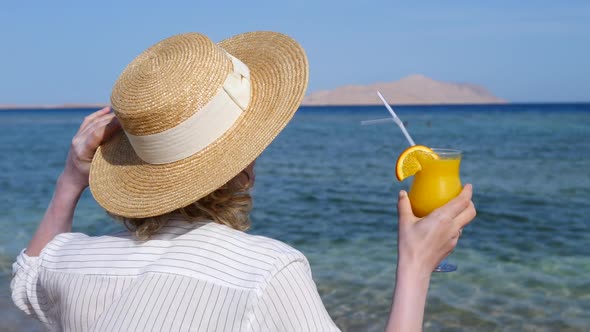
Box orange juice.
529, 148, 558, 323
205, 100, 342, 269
408, 149, 462, 217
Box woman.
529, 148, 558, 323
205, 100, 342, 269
12, 31, 475, 331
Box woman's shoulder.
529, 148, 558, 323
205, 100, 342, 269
36, 230, 135, 264
198, 222, 309, 269
157, 222, 312, 288
35, 222, 310, 285
203, 222, 304, 255
40, 232, 99, 254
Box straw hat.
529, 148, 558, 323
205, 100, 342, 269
89, 31, 309, 218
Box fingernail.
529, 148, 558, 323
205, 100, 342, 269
399, 190, 407, 199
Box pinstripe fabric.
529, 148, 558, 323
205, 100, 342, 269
11, 220, 340, 331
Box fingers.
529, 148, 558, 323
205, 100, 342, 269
77, 114, 121, 161
447, 236, 460, 254
103, 116, 121, 141
453, 200, 476, 230
77, 113, 116, 141
84, 114, 119, 148
397, 190, 416, 225
77, 106, 111, 134
436, 184, 473, 220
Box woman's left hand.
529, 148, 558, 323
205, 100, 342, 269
26, 107, 121, 256
61, 107, 121, 191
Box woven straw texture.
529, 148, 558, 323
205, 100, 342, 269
89, 31, 309, 218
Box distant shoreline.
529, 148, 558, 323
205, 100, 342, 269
0, 104, 108, 111
298, 101, 590, 107
2, 101, 590, 111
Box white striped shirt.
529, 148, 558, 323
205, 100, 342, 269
11, 219, 340, 331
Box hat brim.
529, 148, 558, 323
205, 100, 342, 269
89, 31, 309, 218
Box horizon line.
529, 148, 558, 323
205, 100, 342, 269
2, 101, 590, 111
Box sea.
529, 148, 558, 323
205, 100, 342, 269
0, 103, 589, 331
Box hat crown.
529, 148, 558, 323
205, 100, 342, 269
111, 33, 233, 136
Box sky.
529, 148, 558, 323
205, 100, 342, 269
1, 0, 589, 104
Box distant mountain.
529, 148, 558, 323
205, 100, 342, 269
1, 75, 505, 109
302, 74, 506, 105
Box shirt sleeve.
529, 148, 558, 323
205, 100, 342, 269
250, 258, 341, 332
11, 249, 54, 326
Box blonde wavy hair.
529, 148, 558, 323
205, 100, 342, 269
109, 171, 253, 240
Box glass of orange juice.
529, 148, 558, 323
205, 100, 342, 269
409, 148, 462, 272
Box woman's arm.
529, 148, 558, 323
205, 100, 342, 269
386, 185, 476, 332
26, 107, 120, 256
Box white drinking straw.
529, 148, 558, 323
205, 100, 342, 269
376, 91, 416, 146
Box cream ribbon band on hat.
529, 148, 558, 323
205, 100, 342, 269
124, 53, 251, 165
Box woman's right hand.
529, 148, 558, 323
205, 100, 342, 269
396, 184, 476, 276
386, 185, 476, 332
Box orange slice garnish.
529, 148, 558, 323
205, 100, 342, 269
395, 145, 439, 181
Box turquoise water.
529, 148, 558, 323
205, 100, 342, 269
1, 104, 589, 331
